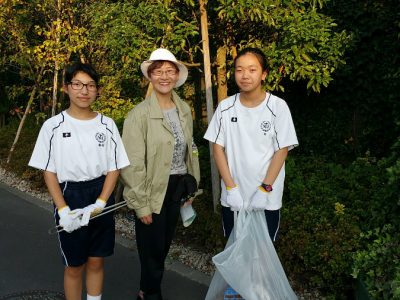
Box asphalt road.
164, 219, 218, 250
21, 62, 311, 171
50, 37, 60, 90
0, 182, 209, 300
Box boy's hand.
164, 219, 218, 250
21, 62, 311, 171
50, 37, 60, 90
80, 199, 107, 226
226, 186, 244, 211
58, 206, 83, 233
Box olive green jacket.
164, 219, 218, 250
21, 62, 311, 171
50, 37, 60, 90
120, 91, 200, 218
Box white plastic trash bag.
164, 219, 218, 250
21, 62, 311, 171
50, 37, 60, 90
206, 210, 297, 300
205, 233, 233, 300
180, 203, 197, 227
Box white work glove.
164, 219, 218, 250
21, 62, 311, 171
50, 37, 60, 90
80, 199, 107, 226
58, 206, 84, 233
250, 187, 269, 210
226, 186, 244, 211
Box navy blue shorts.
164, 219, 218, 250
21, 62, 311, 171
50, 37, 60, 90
221, 206, 280, 241
55, 176, 115, 267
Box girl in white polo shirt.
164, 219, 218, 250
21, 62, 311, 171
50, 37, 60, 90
204, 47, 298, 241
29, 63, 129, 300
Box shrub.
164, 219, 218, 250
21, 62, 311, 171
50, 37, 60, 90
277, 153, 399, 298
350, 140, 400, 299
0, 116, 44, 189
277, 157, 361, 298
175, 189, 226, 253
352, 225, 400, 299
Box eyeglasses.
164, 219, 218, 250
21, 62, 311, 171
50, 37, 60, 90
151, 69, 178, 77
68, 81, 98, 92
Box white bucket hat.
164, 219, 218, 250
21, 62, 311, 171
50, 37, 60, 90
140, 48, 188, 88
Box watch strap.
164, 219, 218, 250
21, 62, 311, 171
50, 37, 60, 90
261, 183, 273, 192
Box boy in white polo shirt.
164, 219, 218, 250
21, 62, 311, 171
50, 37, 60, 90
204, 47, 298, 241
29, 63, 129, 300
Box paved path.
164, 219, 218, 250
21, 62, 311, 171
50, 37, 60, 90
0, 182, 209, 300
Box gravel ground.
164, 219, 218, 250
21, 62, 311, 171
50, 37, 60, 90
0, 167, 323, 299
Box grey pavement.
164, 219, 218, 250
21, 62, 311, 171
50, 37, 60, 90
0, 182, 210, 300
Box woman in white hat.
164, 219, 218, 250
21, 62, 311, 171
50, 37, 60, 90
121, 48, 200, 300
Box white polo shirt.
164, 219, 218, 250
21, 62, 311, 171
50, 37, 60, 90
29, 111, 130, 183
204, 93, 298, 210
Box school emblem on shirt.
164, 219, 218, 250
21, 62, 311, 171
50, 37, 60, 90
260, 121, 271, 135
95, 132, 106, 147
62, 132, 71, 138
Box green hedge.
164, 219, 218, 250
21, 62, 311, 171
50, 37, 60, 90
352, 224, 400, 299
276, 153, 400, 298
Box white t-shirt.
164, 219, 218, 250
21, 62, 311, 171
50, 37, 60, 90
204, 93, 298, 210
29, 111, 130, 183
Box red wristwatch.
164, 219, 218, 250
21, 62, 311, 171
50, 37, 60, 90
261, 183, 273, 192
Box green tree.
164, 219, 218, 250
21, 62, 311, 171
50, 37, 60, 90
0, 0, 88, 163
207, 0, 351, 98
284, 0, 400, 159
86, 1, 199, 92
84, 0, 200, 125
33, 0, 88, 115
1, 0, 47, 163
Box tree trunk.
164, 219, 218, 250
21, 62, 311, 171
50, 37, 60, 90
51, 64, 59, 116
51, 0, 62, 117
199, 0, 220, 211
7, 68, 44, 164
216, 45, 228, 102
193, 66, 204, 125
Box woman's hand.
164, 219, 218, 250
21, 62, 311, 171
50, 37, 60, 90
182, 198, 193, 207
140, 214, 153, 225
